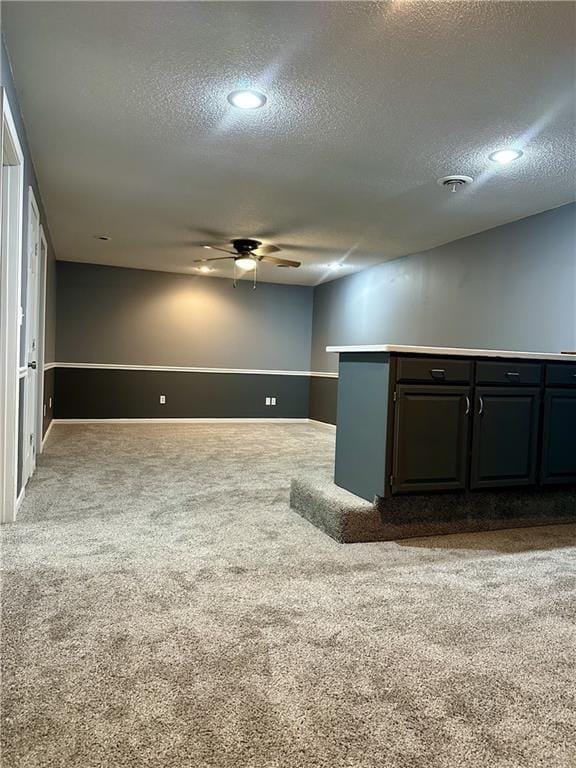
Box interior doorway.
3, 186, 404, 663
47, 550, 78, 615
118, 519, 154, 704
0, 89, 25, 523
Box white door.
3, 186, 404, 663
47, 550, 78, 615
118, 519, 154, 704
18, 189, 41, 492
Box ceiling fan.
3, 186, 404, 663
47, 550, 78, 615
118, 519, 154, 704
193, 238, 301, 288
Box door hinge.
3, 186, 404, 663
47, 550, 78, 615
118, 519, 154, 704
393, 390, 397, 403
390, 475, 394, 486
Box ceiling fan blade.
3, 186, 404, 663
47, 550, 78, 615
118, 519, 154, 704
254, 244, 281, 255
259, 255, 301, 268
192, 256, 234, 263
202, 245, 236, 255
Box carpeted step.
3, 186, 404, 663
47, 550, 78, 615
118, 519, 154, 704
290, 471, 576, 543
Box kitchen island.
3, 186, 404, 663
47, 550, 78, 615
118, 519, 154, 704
290, 345, 576, 542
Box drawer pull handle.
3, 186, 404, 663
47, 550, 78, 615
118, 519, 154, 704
506, 371, 520, 379
430, 368, 446, 378
478, 396, 484, 416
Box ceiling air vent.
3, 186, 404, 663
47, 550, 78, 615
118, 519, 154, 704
437, 175, 474, 192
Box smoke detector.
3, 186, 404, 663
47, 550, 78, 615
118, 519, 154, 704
437, 175, 474, 192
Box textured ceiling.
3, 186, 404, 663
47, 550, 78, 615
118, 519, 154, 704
3, 1, 576, 285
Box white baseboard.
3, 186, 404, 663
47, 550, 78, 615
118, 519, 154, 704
15, 486, 25, 512
308, 419, 337, 431
41, 419, 54, 449
52, 417, 316, 425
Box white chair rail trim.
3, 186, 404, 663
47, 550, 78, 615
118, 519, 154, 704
44, 362, 338, 378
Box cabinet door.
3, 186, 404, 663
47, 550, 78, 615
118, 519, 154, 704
392, 385, 471, 494
471, 387, 540, 489
541, 389, 576, 485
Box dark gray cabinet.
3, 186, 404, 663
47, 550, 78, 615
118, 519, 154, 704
470, 387, 540, 489
334, 351, 576, 502
392, 385, 471, 494
545, 363, 576, 387
396, 358, 472, 385
475, 361, 542, 386
541, 389, 576, 485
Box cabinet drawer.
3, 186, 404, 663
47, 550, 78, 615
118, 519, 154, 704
396, 358, 472, 384
475, 361, 542, 386
546, 363, 576, 387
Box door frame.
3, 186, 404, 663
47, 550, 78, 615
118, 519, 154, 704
0, 89, 25, 524
36, 225, 48, 455
22, 187, 41, 484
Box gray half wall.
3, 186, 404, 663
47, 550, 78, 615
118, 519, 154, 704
309, 376, 338, 425
42, 368, 55, 434
54, 368, 309, 420
311, 203, 576, 373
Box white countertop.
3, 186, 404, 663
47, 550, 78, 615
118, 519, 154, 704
325, 344, 576, 362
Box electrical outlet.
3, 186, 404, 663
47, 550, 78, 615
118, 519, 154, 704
271, 397, 277, 406
159, 395, 166, 404
265, 397, 271, 406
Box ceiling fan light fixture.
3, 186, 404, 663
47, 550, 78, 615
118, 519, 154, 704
227, 89, 267, 110
235, 256, 257, 271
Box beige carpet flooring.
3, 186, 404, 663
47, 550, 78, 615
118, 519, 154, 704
1, 423, 575, 768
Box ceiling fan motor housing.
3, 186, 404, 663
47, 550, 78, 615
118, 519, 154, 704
231, 238, 262, 253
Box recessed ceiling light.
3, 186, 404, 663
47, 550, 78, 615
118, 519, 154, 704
227, 89, 267, 110
489, 149, 523, 164
94, 235, 110, 241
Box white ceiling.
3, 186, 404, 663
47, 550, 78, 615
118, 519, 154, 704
4, 1, 576, 285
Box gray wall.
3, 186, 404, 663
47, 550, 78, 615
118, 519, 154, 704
311, 203, 576, 373
56, 262, 313, 371
2, 35, 57, 434
2, 35, 57, 364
